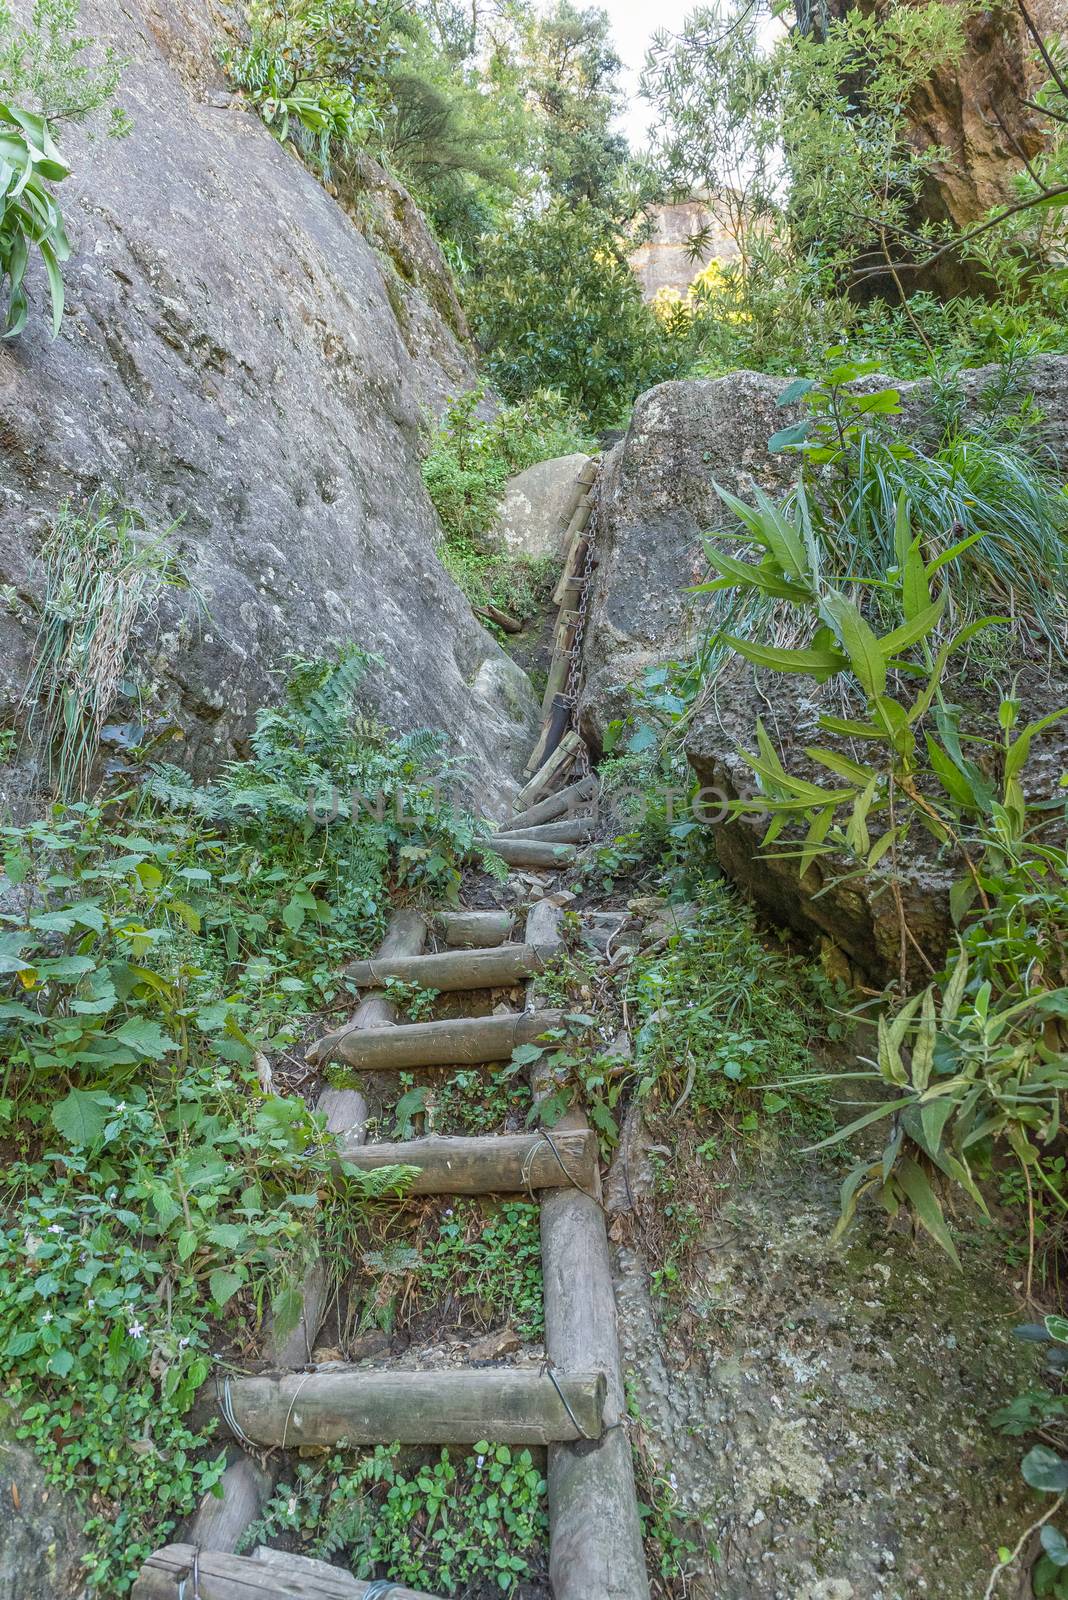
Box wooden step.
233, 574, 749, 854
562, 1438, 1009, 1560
335, 1128, 598, 1195
185, 1450, 276, 1556
512, 732, 583, 812
485, 837, 576, 869
224, 1367, 607, 1447
270, 910, 428, 1368
133, 1544, 441, 1598
435, 909, 513, 947
522, 904, 650, 1600
495, 818, 593, 845
344, 942, 543, 993
510, 775, 597, 831
307, 1009, 563, 1071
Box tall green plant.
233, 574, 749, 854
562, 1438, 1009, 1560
0, 98, 70, 334
22, 501, 186, 798
701, 471, 1068, 1263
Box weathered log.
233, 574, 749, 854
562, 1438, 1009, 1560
255, 1549, 446, 1598
523, 702, 565, 779
436, 909, 514, 947
311, 1008, 563, 1071
512, 732, 583, 811
185, 1451, 276, 1554
495, 818, 593, 846
133, 1544, 440, 1599
537, 645, 573, 723
522, 907, 650, 1600
344, 943, 543, 993
576, 461, 600, 487
334, 1128, 598, 1195
474, 602, 522, 633
225, 1367, 607, 1447
486, 837, 576, 869
510, 775, 597, 831
275, 912, 429, 1363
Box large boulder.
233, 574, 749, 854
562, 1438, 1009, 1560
579, 360, 1068, 977
491, 453, 592, 562
616, 1162, 1039, 1599
0, 0, 537, 818
0, 1404, 86, 1599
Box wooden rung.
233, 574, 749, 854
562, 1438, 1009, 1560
510, 775, 597, 830
186, 1451, 276, 1555
308, 1008, 563, 1071
512, 732, 583, 811
538, 652, 571, 725
335, 1128, 598, 1195
344, 943, 544, 992
486, 837, 576, 869
133, 1544, 440, 1599
435, 909, 514, 947
224, 1367, 607, 1447
494, 818, 593, 844
576, 462, 599, 486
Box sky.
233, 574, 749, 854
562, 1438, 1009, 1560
596, 0, 696, 149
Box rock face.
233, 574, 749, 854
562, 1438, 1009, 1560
615, 1164, 1039, 1600
0, 0, 537, 818
826, 0, 1068, 296
0, 1405, 86, 1599
492, 453, 592, 562
627, 194, 740, 300
579, 360, 1068, 977
578, 371, 793, 745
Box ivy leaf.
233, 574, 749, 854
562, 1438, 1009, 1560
1023, 1445, 1068, 1493
1041, 1526, 1068, 1567
208, 1269, 244, 1309
113, 1017, 178, 1057
51, 1088, 111, 1146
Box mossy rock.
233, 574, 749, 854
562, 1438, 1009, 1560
617, 1161, 1043, 1599
0, 1401, 87, 1600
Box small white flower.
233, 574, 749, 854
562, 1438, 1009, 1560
476, 1455, 485, 1468
86, 1299, 94, 1310
115, 1102, 126, 1114
669, 1473, 678, 1492
178, 1336, 190, 1349
41, 1311, 53, 1324
48, 1224, 63, 1234
127, 1319, 146, 1340
444, 1208, 453, 1217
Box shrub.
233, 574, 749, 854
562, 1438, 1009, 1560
422, 384, 596, 619
222, 0, 398, 170
0, 650, 493, 1591
466, 198, 688, 428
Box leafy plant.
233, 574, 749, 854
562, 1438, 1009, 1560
701, 455, 1068, 1263
22, 500, 187, 797
222, 0, 397, 169
0, 0, 129, 129
243, 1441, 548, 1596
0, 98, 70, 335
422, 383, 595, 620
417, 1199, 543, 1341
991, 1314, 1068, 1598
767, 352, 1068, 653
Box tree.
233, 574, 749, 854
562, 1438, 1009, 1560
467, 198, 686, 425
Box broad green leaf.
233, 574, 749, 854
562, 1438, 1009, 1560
878, 597, 945, 657
1005, 708, 1068, 783
721, 633, 845, 680
925, 736, 976, 808
1023, 1445, 1068, 1493
805, 747, 876, 786
820, 592, 886, 697
208, 1268, 244, 1309
896, 1157, 959, 1265
51, 1087, 110, 1146
113, 1016, 178, 1057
